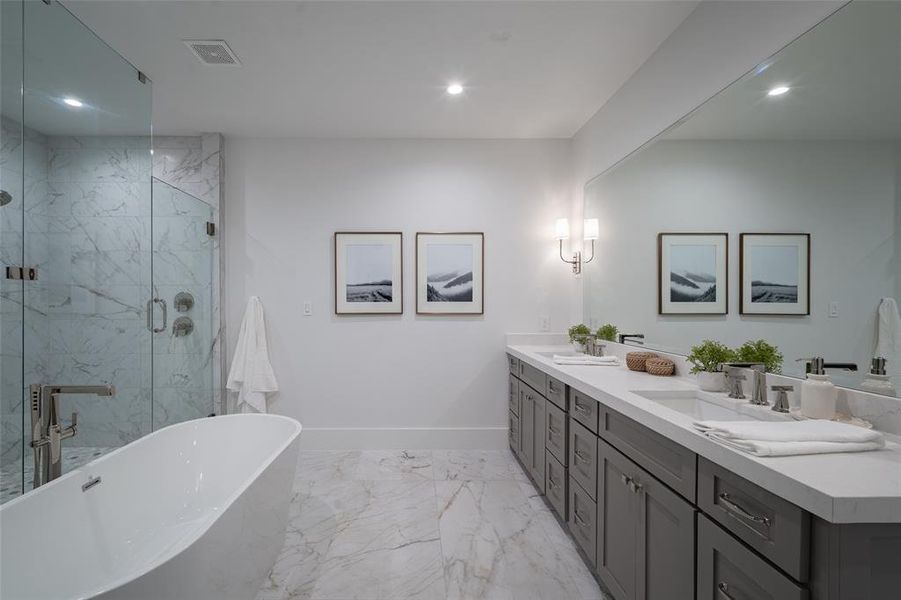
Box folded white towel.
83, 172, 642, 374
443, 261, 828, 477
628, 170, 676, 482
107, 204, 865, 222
554, 355, 620, 366
706, 435, 885, 457
693, 420, 883, 444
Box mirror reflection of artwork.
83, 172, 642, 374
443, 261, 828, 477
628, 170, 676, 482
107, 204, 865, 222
334, 232, 403, 314
417, 233, 484, 314
741, 234, 810, 315
658, 233, 728, 315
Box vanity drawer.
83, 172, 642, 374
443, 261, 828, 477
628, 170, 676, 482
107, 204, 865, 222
518, 361, 547, 398
571, 389, 599, 434
569, 476, 598, 565
546, 376, 568, 411
569, 420, 598, 499
545, 450, 568, 520
599, 405, 696, 502
698, 514, 808, 600
509, 410, 520, 455
507, 354, 519, 376
508, 374, 520, 416
545, 400, 568, 465
698, 458, 809, 582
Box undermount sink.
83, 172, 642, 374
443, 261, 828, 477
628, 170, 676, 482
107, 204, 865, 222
631, 389, 793, 422
536, 351, 583, 358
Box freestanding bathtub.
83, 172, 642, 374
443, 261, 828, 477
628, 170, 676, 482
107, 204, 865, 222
0, 414, 302, 600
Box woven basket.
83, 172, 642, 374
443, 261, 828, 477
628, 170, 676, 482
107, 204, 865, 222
645, 357, 675, 376
625, 351, 657, 372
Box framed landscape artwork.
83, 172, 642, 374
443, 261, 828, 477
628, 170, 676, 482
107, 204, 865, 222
740, 233, 810, 315
658, 233, 728, 315
416, 232, 484, 315
334, 232, 403, 314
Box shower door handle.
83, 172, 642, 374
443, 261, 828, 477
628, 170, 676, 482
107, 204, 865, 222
147, 298, 168, 333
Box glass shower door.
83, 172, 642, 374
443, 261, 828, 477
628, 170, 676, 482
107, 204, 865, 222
17, 0, 153, 495
151, 178, 215, 427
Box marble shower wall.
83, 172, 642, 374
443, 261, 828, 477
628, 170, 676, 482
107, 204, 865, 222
1, 128, 222, 456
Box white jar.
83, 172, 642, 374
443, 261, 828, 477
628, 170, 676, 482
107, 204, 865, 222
697, 371, 726, 392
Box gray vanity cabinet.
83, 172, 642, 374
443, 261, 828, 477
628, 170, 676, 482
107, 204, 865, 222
597, 439, 696, 600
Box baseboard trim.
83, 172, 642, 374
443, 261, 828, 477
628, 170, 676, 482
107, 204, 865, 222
297, 427, 508, 450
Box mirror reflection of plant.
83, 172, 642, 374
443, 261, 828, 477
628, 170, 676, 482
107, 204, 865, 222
737, 339, 784, 373
568, 324, 592, 344
687, 340, 737, 374
596, 324, 618, 342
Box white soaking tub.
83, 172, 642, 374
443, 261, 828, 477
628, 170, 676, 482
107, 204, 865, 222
0, 414, 302, 600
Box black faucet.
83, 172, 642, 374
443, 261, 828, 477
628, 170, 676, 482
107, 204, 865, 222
617, 333, 645, 345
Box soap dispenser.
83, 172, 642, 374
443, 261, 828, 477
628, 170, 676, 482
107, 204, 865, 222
796, 357, 859, 419
860, 357, 896, 397
796, 357, 837, 419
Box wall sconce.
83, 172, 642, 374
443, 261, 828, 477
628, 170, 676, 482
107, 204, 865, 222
556, 218, 598, 275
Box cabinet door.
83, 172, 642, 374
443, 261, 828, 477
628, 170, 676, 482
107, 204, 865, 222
530, 394, 546, 493
638, 456, 696, 600
519, 386, 534, 468
597, 440, 641, 600
545, 400, 568, 465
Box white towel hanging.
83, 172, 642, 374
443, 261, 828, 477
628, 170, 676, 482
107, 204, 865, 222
227, 296, 279, 413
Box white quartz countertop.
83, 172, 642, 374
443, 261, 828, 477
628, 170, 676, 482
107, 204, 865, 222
507, 344, 901, 524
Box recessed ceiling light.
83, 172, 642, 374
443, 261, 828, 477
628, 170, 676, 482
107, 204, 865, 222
767, 85, 790, 97
446, 83, 464, 96
63, 97, 84, 108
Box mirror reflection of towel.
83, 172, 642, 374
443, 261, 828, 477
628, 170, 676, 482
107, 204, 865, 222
875, 297, 901, 384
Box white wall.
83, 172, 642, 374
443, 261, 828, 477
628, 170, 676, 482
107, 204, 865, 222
569, 0, 844, 319
225, 138, 574, 448
583, 140, 899, 384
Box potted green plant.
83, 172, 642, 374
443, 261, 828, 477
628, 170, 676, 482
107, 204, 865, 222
596, 324, 618, 342
568, 324, 592, 353
736, 339, 784, 374
687, 340, 737, 391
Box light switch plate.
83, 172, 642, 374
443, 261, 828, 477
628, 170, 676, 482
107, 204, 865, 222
303, 301, 312, 316
828, 301, 838, 318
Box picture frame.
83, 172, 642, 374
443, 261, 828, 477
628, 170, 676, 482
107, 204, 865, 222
658, 233, 728, 315
740, 233, 810, 315
416, 232, 484, 315
334, 232, 403, 315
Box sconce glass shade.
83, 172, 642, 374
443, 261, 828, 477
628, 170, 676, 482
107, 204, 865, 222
583, 218, 599, 240
555, 218, 570, 240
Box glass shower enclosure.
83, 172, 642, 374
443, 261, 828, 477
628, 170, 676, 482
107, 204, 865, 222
0, 0, 216, 503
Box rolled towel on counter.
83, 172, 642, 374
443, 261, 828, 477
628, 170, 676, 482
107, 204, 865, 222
693, 420, 883, 444
553, 355, 620, 366
705, 436, 885, 458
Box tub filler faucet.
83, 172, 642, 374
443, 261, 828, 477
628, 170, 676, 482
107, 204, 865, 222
30, 384, 115, 488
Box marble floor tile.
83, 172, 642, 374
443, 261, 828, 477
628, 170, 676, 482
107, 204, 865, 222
432, 449, 527, 482
258, 450, 605, 600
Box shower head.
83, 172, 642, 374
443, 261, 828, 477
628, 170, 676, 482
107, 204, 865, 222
0, 190, 11, 206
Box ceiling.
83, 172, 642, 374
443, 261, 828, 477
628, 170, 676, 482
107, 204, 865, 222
62, 0, 698, 138
665, 1, 901, 141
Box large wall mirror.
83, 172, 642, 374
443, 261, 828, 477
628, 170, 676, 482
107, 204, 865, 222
583, 0, 901, 396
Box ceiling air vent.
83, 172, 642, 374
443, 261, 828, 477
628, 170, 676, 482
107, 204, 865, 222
183, 40, 241, 66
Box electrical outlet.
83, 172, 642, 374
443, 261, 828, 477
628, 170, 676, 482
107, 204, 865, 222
828, 301, 838, 318
539, 316, 550, 332
303, 301, 312, 316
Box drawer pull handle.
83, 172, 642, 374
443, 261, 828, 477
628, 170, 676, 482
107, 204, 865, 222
548, 476, 558, 490
621, 474, 631, 486
548, 381, 557, 392
574, 400, 590, 414
718, 492, 771, 527
716, 582, 735, 599
574, 449, 591, 463
548, 425, 560, 436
